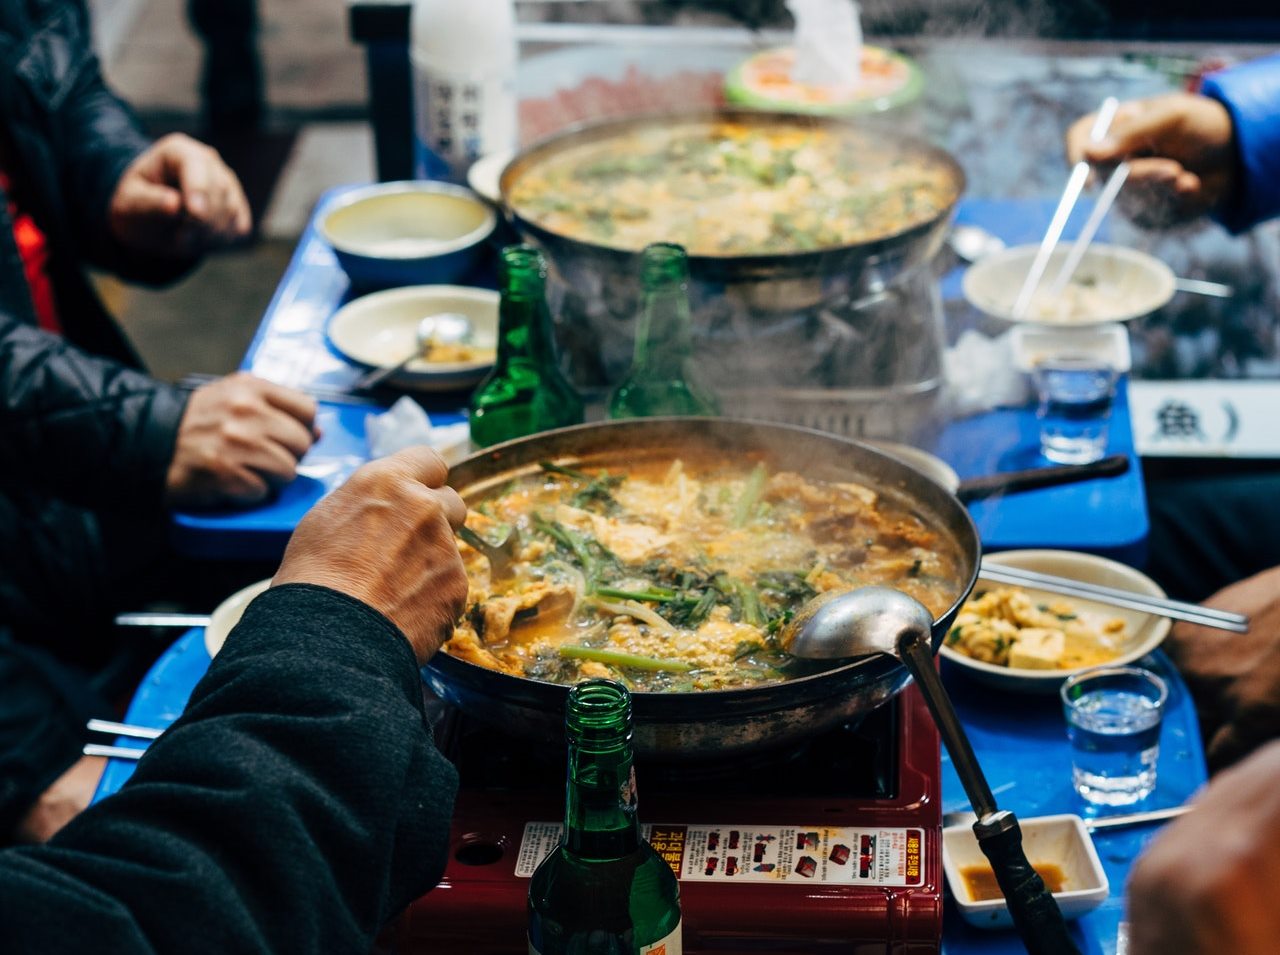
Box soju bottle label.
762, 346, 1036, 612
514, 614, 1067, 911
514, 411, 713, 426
527, 923, 681, 955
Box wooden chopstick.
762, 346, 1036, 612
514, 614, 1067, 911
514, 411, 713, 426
978, 563, 1249, 632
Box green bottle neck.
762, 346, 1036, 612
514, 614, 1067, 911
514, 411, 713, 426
561, 680, 641, 860
562, 744, 641, 860
629, 286, 697, 380
493, 287, 556, 371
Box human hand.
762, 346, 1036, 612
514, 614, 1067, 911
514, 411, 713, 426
1065, 93, 1236, 228
1127, 739, 1280, 955
272, 446, 469, 662
165, 372, 318, 509
13, 755, 106, 844
1163, 564, 1280, 772
108, 133, 251, 258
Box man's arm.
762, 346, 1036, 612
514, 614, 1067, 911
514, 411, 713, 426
45, 1, 190, 282
0, 312, 185, 513
1200, 53, 1280, 233
0, 585, 459, 955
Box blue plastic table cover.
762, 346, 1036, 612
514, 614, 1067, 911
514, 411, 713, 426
95, 631, 1203, 955
170, 188, 1148, 564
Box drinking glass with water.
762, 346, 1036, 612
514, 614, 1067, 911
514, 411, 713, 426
1061, 666, 1168, 806
1032, 356, 1119, 465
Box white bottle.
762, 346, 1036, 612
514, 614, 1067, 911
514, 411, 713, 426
410, 0, 518, 183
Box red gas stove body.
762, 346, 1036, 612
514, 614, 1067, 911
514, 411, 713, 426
391, 683, 943, 954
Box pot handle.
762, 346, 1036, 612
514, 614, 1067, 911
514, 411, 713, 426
956, 454, 1129, 503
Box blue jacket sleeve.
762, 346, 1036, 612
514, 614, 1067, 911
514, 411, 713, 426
1201, 53, 1280, 233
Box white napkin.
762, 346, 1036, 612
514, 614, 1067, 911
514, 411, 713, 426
366, 396, 472, 465
943, 329, 1030, 418
786, 0, 862, 89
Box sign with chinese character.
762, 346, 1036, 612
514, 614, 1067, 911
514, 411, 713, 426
1131, 381, 1280, 458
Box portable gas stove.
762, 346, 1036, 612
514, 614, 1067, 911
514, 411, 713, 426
390, 683, 943, 953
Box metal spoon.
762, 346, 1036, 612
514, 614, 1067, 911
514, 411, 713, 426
457, 524, 521, 579
781, 586, 1082, 955
949, 224, 1008, 263
354, 311, 473, 391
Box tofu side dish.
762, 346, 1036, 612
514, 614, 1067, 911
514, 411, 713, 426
946, 587, 1128, 670
445, 456, 967, 692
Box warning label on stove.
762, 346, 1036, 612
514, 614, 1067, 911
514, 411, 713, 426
514, 823, 924, 886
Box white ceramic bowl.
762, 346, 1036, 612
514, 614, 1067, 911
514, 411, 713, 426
205, 578, 272, 657
943, 814, 1109, 928
318, 181, 496, 290
939, 549, 1172, 694
327, 284, 500, 393
962, 243, 1176, 326
865, 440, 961, 493
466, 151, 513, 207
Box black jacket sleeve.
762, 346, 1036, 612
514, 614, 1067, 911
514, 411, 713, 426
39, 0, 193, 284
0, 308, 187, 512
0, 584, 460, 955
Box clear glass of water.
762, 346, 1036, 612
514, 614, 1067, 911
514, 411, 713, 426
1031, 356, 1119, 465
1061, 666, 1168, 806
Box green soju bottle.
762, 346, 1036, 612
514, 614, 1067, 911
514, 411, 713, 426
469, 245, 584, 447
607, 242, 719, 419
528, 680, 682, 955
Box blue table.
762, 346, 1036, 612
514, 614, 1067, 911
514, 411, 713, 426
170, 187, 1149, 564
95, 632, 1203, 955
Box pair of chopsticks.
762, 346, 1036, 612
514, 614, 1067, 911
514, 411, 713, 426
83, 719, 163, 761
1012, 96, 1129, 317
978, 561, 1250, 632
175, 373, 382, 407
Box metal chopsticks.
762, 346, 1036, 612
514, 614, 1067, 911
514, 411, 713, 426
1045, 160, 1131, 297
978, 562, 1250, 632
83, 719, 166, 761
1011, 96, 1120, 318
175, 373, 382, 407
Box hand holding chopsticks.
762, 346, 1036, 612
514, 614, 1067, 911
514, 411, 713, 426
978, 561, 1250, 632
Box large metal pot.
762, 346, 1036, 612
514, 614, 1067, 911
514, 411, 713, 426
499, 109, 964, 304
497, 110, 965, 409
428, 418, 980, 760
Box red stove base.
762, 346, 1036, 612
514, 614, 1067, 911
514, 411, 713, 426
390, 684, 942, 954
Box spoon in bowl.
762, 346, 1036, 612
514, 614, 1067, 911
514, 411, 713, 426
354, 311, 473, 391
781, 586, 1082, 955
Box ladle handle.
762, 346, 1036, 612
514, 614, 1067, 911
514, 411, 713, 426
898, 633, 1082, 955
976, 814, 1084, 955
897, 634, 998, 819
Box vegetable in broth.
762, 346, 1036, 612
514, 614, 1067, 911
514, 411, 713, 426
445, 455, 967, 691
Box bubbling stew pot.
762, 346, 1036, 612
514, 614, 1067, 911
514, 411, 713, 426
427, 418, 980, 760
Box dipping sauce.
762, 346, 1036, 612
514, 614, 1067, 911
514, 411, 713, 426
960, 862, 1067, 902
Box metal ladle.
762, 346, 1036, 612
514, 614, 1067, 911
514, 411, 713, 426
781, 586, 1082, 955
355, 311, 473, 391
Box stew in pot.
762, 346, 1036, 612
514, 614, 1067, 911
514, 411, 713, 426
506, 118, 960, 257
446, 455, 968, 691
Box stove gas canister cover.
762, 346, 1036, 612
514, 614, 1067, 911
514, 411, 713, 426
515, 822, 924, 886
